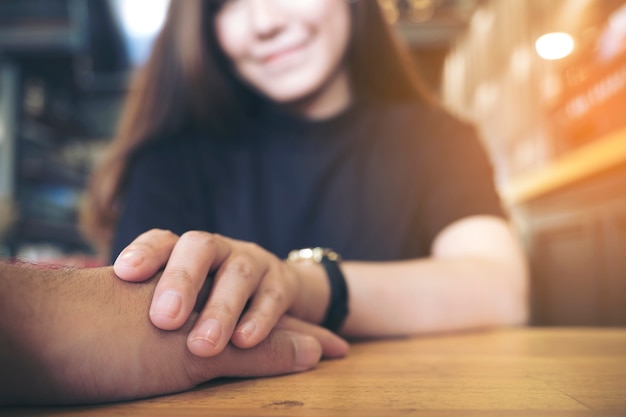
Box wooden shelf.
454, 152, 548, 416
503, 127, 626, 205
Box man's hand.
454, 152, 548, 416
0, 264, 348, 405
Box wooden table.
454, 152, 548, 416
4, 328, 626, 416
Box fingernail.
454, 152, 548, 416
237, 320, 257, 338
117, 250, 144, 267
151, 290, 182, 319
290, 334, 321, 371
190, 319, 222, 348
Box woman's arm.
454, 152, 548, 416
0, 264, 347, 405
337, 215, 528, 337
287, 215, 528, 338
114, 215, 528, 347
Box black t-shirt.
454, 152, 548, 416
111, 98, 505, 262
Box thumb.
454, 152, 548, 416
188, 330, 322, 383
224, 330, 322, 376
275, 316, 349, 359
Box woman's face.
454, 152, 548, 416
215, 0, 352, 111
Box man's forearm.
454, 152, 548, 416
0, 264, 215, 405
0, 264, 65, 404
0, 263, 330, 406
0, 264, 162, 404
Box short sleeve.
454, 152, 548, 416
418, 117, 506, 250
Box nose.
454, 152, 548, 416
248, 0, 285, 39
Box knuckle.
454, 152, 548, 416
243, 241, 263, 255
182, 231, 218, 250
225, 255, 256, 282
246, 241, 261, 251
126, 229, 179, 255
210, 301, 237, 319
250, 309, 272, 325
137, 228, 177, 242
166, 267, 195, 287
164, 230, 180, 242
261, 286, 285, 306
181, 230, 209, 242
153, 228, 178, 240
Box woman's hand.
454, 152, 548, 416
114, 229, 333, 358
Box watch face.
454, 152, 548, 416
287, 247, 341, 263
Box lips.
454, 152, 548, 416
262, 44, 304, 64
256, 38, 309, 68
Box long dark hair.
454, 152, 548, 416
80, 0, 433, 254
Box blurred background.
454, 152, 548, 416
0, 0, 625, 326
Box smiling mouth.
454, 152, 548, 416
260, 42, 308, 66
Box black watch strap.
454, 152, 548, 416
319, 254, 349, 332
287, 247, 349, 332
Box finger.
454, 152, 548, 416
150, 231, 231, 331
187, 330, 323, 384
187, 251, 267, 357
231, 268, 296, 349
114, 229, 179, 282
275, 316, 350, 359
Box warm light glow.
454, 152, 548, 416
377, 0, 399, 24
535, 32, 575, 60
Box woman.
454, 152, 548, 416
82, 0, 528, 358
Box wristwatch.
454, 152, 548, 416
287, 247, 349, 332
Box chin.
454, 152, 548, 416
262, 76, 330, 104
262, 83, 318, 103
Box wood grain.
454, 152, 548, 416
4, 328, 626, 417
